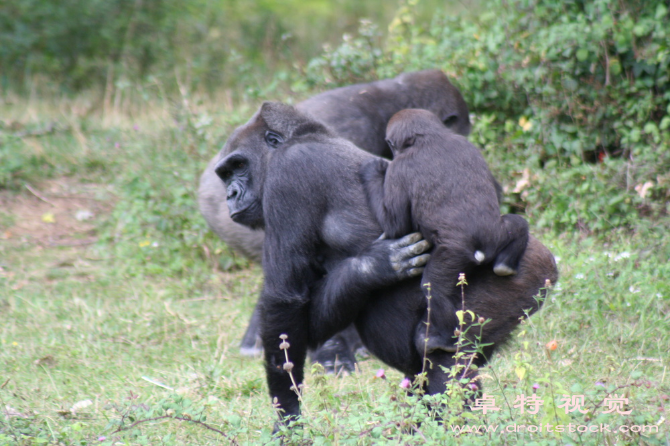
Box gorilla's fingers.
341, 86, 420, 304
396, 261, 428, 280
389, 238, 432, 261
410, 240, 432, 256
405, 267, 425, 278
410, 254, 431, 268
387, 232, 424, 251
386, 233, 432, 279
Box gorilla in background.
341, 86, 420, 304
215, 102, 558, 424
198, 70, 471, 364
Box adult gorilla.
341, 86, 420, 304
215, 102, 558, 422
199, 69, 470, 264
199, 70, 471, 363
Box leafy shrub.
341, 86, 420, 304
306, 0, 670, 234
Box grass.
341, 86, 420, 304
1, 95, 669, 445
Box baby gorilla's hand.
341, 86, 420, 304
359, 157, 388, 184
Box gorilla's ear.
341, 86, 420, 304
442, 113, 459, 128
259, 102, 305, 140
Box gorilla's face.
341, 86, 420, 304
214, 102, 321, 230
215, 112, 271, 230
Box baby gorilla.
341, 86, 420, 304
360, 109, 529, 353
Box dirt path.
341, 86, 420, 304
0, 178, 115, 247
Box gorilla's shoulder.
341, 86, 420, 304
281, 136, 373, 161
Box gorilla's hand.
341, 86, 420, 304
388, 233, 432, 279
360, 232, 431, 283
359, 157, 389, 184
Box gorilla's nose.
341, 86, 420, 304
227, 183, 240, 200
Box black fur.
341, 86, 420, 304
215, 102, 557, 423
298, 69, 471, 159
200, 70, 471, 364
199, 69, 471, 263
360, 109, 530, 354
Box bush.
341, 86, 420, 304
306, 0, 670, 234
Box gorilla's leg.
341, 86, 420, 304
414, 244, 470, 354
242, 305, 362, 373
358, 298, 486, 402
354, 279, 480, 393
309, 325, 361, 374
240, 305, 263, 357
493, 214, 530, 277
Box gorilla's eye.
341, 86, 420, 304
265, 131, 284, 148
215, 155, 246, 183
402, 136, 416, 149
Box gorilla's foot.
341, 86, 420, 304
414, 326, 458, 355
239, 338, 263, 357
240, 308, 264, 357
311, 336, 358, 374
493, 261, 518, 277
423, 338, 458, 354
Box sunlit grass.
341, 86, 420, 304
1, 100, 668, 445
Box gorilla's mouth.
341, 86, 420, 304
229, 205, 247, 220
229, 200, 263, 227
229, 209, 246, 220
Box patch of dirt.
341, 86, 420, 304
0, 178, 116, 247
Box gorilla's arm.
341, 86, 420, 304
360, 158, 413, 239
308, 233, 430, 341
259, 173, 429, 418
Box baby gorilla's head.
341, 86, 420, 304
384, 109, 445, 157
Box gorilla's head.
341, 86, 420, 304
397, 70, 472, 137
385, 108, 446, 157
214, 102, 332, 229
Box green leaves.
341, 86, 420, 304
355, 0, 670, 234
576, 48, 589, 62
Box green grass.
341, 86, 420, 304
1, 98, 669, 445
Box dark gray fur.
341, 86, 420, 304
198, 69, 470, 264
360, 109, 529, 354
198, 70, 471, 365
214, 102, 557, 425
